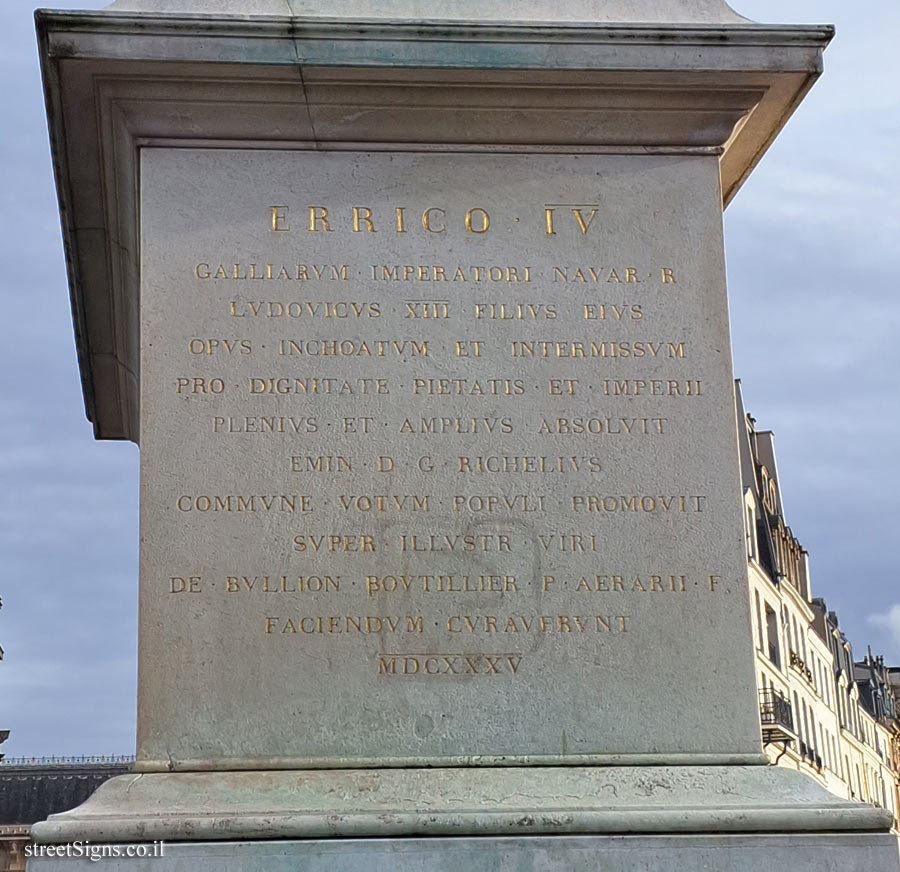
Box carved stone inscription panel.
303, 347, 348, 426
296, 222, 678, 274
138, 149, 759, 766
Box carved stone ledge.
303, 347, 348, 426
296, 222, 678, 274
31, 765, 892, 844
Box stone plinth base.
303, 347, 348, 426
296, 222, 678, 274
28, 765, 893, 842
27, 767, 900, 870
26, 834, 900, 871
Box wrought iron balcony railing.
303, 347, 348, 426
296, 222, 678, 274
759, 688, 795, 745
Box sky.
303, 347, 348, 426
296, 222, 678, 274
0, 0, 898, 758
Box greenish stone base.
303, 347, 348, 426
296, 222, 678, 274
26, 834, 900, 872
30, 765, 892, 843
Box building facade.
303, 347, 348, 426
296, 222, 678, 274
0, 758, 132, 872
738, 382, 900, 828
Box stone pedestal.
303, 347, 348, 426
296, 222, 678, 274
27, 768, 900, 870
34, 1, 898, 870
25, 835, 900, 872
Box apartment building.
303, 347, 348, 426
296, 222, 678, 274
738, 382, 900, 827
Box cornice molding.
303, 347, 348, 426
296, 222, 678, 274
36, 10, 832, 439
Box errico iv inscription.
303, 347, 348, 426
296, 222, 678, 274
41, 9, 900, 868
40, 0, 898, 872
139, 148, 745, 763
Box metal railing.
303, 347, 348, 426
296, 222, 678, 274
759, 688, 794, 732
0, 755, 135, 767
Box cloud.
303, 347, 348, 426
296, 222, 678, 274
869, 606, 900, 657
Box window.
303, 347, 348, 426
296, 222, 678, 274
747, 506, 757, 560
755, 592, 764, 650
765, 604, 781, 668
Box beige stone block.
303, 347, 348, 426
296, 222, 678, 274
136, 148, 759, 768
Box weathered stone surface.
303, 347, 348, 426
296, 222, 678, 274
35, 3, 896, 869
26, 833, 900, 872
103, 0, 751, 25
29, 765, 894, 843
137, 147, 757, 769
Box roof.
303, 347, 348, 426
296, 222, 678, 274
0, 762, 131, 827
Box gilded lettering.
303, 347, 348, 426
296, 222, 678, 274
455, 341, 482, 357
465, 207, 490, 234
571, 208, 598, 234
290, 456, 352, 473
212, 416, 317, 434
271, 205, 290, 231
545, 208, 556, 235
422, 208, 446, 233
538, 417, 666, 436
571, 495, 706, 513
352, 206, 376, 233
338, 494, 430, 513
445, 614, 629, 634
169, 576, 201, 593
292, 535, 374, 553
377, 653, 523, 676
277, 339, 427, 357
510, 341, 686, 359
452, 494, 546, 513
175, 377, 225, 394
265, 615, 424, 635
308, 206, 332, 232
176, 494, 311, 513
412, 378, 524, 396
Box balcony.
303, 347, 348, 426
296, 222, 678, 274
759, 688, 796, 745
